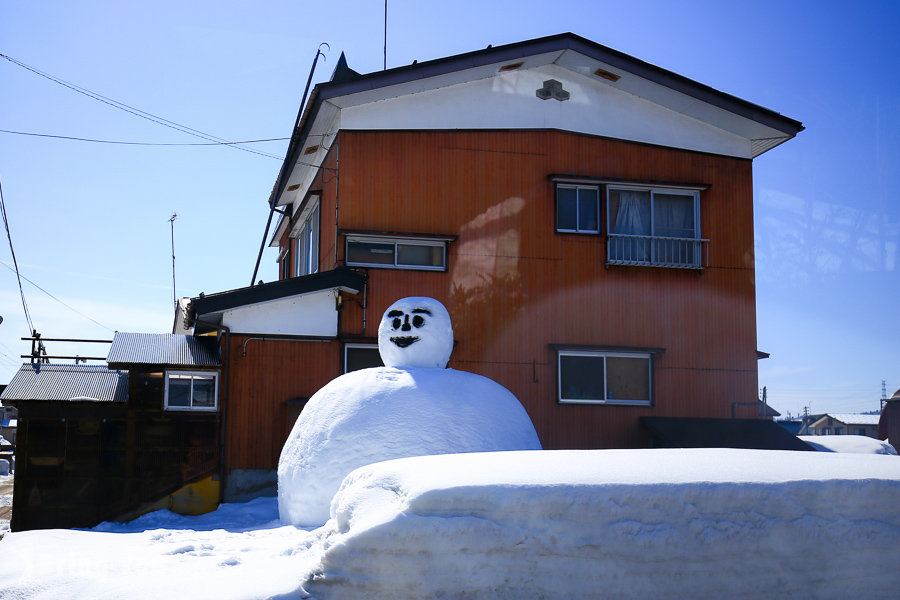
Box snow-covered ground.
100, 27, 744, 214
0, 447, 898, 600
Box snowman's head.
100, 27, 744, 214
377, 297, 453, 368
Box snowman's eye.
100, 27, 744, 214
412, 315, 425, 328
392, 318, 402, 329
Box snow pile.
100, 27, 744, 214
799, 435, 897, 454
278, 297, 541, 526
0, 497, 321, 600
308, 449, 900, 600
1, 449, 899, 599
278, 367, 541, 525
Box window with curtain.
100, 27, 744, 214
607, 186, 701, 268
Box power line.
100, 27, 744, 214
0, 53, 282, 160
0, 129, 289, 148
0, 174, 35, 334
0, 260, 113, 332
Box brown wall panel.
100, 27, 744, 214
274, 129, 760, 450
224, 336, 341, 472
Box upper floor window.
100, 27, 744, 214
164, 371, 218, 411
294, 202, 320, 277
556, 184, 600, 233
607, 186, 704, 269
345, 234, 450, 271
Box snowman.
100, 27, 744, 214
277, 297, 542, 526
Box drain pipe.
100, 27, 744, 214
251, 43, 329, 286
188, 316, 231, 503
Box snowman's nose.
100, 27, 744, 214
401, 315, 412, 331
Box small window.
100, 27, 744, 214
346, 235, 447, 271
854, 428, 866, 436
834, 427, 843, 435
165, 371, 218, 411
556, 184, 600, 233
556, 348, 652, 405
295, 202, 320, 277
344, 344, 384, 373
822, 428, 831, 435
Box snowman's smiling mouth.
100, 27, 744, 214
391, 336, 419, 348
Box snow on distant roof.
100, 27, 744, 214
826, 413, 880, 426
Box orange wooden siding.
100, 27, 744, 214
223, 336, 342, 471
262, 129, 760, 461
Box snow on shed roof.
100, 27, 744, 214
0, 364, 128, 403
107, 333, 220, 367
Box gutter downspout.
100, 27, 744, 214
188, 316, 231, 504
251, 44, 329, 286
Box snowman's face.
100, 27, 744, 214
378, 297, 453, 368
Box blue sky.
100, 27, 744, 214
1, 0, 897, 419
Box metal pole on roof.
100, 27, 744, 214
384, 0, 388, 70
250, 44, 328, 287
169, 213, 177, 309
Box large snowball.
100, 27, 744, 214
377, 297, 453, 369
277, 367, 542, 526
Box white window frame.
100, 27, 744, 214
294, 201, 320, 277
345, 234, 448, 271
556, 348, 653, 406
606, 184, 706, 269
164, 371, 219, 411
556, 183, 601, 234
343, 343, 383, 373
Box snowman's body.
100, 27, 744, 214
277, 297, 541, 526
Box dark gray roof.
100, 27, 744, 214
0, 364, 128, 403
642, 417, 813, 451
189, 267, 366, 317
107, 333, 220, 367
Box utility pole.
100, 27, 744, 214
882, 380, 888, 412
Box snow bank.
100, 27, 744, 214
799, 435, 897, 454
0, 497, 321, 600
309, 448, 900, 600
278, 366, 541, 526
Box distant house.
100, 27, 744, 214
807, 414, 880, 438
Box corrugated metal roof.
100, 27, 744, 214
0, 364, 128, 402
107, 333, 221, 366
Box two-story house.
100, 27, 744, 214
181, 32, 804, 498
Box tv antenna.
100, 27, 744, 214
169, 213, 178, 309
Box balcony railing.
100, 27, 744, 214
607, 234, 708, 270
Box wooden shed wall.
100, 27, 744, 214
223, 336, 342, 472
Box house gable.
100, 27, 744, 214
272, 32, 803, 212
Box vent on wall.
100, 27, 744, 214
594, 68, 621, 82
499, 62, 524, 72
303, 145, 320, 155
